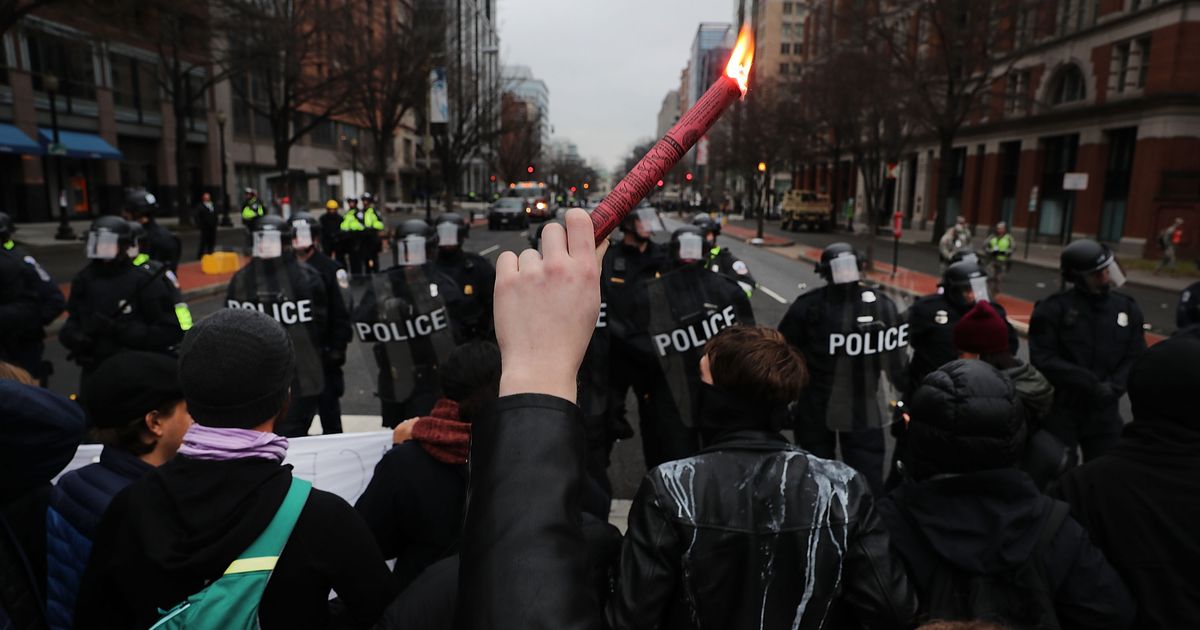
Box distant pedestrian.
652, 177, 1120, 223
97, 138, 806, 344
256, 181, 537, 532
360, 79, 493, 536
939, 216, 972, 268
983, 221, 1014, 295
1154, 217, 1184, 275
319, 199, 343, 259
194, 192, 218, 259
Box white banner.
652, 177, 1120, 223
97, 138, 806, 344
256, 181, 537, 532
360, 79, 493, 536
56, 431, 395, 506
430, 68, 449, 124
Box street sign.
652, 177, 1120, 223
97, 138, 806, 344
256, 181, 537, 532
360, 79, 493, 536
47, 142, 67, 156
1063, 172, 1089, 191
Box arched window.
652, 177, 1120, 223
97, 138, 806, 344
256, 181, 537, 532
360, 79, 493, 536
1051, 65, 1087, 105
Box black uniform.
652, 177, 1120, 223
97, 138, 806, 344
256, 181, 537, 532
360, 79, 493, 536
225, 254, 342, 437
319, 211, 343, 262
141, 219, 181, 272
906, 294, 1019, 395
0, 246, 43, 375
193, 200, 218, 259
302, 250, 353, 434
59, 262, 184, 376
705, 245, 755, 296
779, 282, 908, 494
1029, 287, 1145, 461
603, 240, 672, 463
1178, 280, 1200, 330
432, 249, 495, 343
1, 242, 66, 382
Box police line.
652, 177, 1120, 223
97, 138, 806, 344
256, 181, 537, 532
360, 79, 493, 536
55, 430, 395, 506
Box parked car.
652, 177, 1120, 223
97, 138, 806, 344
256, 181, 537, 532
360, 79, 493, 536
489, 197, 531, 230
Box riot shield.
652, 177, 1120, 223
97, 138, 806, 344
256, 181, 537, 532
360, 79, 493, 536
225, 258, 326, 397
644, 265, 750, 428
821, 285, 909, 432
352, 265, 457, 403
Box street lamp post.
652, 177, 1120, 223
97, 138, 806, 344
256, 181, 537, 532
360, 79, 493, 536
752, 161, 767, 244
350, 137, 359, 195
423, 132, 434, 224
216, 111, 231, 227
45, 75, 75, 240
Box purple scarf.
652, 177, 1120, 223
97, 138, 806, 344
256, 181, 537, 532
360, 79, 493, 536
178, 424, 289, 462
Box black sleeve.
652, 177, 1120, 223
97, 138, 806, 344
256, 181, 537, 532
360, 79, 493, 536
121, 277, 184, 351
0, 256, 40, 333
993, 303, 1021, 355
320, 267, 352, 351
353, 448, 412, 561
777, 298, 808, 351
1029, 299, 1099, 392
1106, 300, 1145, 394
840, 475, 920, 628
58, 275, 89, 354
1047, 516, 1136, 630
605, 477, 681, 630
455, 394, 601, 630
74, 489, 137, 629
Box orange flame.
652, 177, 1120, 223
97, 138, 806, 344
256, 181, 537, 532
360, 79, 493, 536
724, 25, 755, 95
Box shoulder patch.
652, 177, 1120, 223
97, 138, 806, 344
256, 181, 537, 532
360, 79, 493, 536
861, 290, 877, 303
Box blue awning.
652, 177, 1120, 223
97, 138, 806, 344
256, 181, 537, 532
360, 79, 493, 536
37, 128, 122, 160
0, 123, 43, 156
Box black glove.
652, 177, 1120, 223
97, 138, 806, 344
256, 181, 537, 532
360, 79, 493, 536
1091, 382, 1118, 406
83, 312, 117, 336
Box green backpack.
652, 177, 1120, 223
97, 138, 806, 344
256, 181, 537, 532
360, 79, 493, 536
150, 477, 311, 629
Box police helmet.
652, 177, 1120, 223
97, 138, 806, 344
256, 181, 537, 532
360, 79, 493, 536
434, 212, 469, 247
948, 248, 980, 265
289, 212, 319, 250
125, 190, 159, 219
943, 261, 989, 306
398, 219, 434, 239
0, 211, 14, 240
244, 187, 257, 197
669, 226, 706, 265
86, 215, 134, 260
252, 214, 294, 238
360, 192, 374, 204
126, 220, 147, 246
816, 242, 865, 283
396, 219, 434, 266
250, 215, 293, 259
1060, 239, 1114, 280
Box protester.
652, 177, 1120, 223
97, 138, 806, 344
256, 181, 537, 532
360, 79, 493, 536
0, 211, 66, 385
1154, 217, 1183, 275
0, 380, 86, 630
881, 359, 1134, 629
0, 359, 36, 384
954, 300, 1055, 430
1050, 333, 1200, 628
355, 340, 500, 592
44, 352, 191, 630
75, 309, 396, 628
608, 325, 918, 629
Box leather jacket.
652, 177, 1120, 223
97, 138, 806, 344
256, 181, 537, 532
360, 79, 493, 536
607, 429, 917, 629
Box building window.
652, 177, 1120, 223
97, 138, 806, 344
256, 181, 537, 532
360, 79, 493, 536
233, 73, 271, 139
309, 116, 335, 146
1111, 35, 1150, 94
780, 63, 790, 75
783, 2, 793, 15
1057, 0, 1093, 36
781, 42, 791, 55
1004, 70, 1031, 116
110, 55, 136, 109
1051, 65, 1086, 105
26, 29, 96, 106
1015, 7, 1035, 48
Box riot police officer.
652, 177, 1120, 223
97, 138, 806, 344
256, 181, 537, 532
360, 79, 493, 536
0, 211, 65, 383
692, 212, 755, 296
628, 225, 755, 465
127, 220, 193, 333
603, 208, 668, 461
291, 211, 352, 434
225, 215, 343, 437
1029, 239, 1145, 462
906, 260, 1018, 396
127, 190, 181, 272
433, 212, 494, 342
360, 192, 386, 273
0, 214, 43, 378
778, 243, 908, 493
60, 216, 186, 378
241, 187, 265, 228
353, 219, 458, 427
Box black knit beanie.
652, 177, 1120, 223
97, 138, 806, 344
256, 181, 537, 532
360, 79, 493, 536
178, 308, 295, 428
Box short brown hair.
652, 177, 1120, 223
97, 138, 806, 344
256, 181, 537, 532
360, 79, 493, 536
705, 326, 807, 404
0, 361, 36, 385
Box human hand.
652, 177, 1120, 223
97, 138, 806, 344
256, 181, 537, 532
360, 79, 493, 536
494, 208, 604, 403
392, 417, 419, 444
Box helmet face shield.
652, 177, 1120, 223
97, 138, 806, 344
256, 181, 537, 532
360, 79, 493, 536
676, 232, 704, 263
1106, 259, 1127, 289
635, 208, 664, 234
436, 222, 460, 247
292, 221, 314, 249
253, 230, 283, 259
829, 253, 861, 285
86, 230, 121, 260
398, 235, 427, 266
969, 276, 990, 303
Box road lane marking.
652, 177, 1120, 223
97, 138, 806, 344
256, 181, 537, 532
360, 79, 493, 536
479, 245, 500, 256
759, 285, 789, 304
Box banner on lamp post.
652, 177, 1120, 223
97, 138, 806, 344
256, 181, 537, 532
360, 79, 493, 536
430, 68, 449, 125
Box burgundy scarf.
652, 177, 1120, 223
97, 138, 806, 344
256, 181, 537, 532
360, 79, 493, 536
412, 399, 472, 465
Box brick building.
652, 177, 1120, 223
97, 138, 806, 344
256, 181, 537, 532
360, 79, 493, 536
791, 0, 1200, 259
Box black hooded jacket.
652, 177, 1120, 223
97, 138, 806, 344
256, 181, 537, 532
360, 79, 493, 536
75, 457, 396, 629
1050, 333, 1200, 629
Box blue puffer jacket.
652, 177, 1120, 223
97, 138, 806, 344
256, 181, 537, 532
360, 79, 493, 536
44, 447, 152, 630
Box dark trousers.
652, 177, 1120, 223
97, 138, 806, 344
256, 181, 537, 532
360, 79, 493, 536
796, 421, 887, 495
278, 394, 321, 438
197, 226, 217, 259
316, 365, 344, 435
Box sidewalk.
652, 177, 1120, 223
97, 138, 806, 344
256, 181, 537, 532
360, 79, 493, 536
719, 222, 794, 247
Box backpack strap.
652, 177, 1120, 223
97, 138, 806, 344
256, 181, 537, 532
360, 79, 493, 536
223, 477, 311, 576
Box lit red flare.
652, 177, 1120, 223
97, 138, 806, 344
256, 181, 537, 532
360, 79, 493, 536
591, 25, 755, 244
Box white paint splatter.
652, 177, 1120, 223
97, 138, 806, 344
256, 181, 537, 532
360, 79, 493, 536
792, 454, 855, 630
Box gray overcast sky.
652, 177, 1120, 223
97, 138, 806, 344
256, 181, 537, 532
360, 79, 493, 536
496, 0, 736, 173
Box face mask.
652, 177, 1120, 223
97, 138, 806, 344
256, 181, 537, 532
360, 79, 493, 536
437, 222, 460, 247
253, 231, 283, 259
829, 254, 861, 285
86, 231, 120, 260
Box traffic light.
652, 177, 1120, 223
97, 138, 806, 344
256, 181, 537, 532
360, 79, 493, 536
685, 172, 694, 181
657, 180, 664, 187
570, 186, 577, 193
527, 165, 535, 174
583, 183, 590, 190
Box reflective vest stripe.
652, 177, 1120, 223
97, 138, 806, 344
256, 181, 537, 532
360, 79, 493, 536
175, 303, 193, 331
224, 556, 277, 575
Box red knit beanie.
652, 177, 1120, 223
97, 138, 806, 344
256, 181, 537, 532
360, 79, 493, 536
953, 300, 1010, 355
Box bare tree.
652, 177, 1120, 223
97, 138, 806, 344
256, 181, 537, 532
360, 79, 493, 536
495, 92, 542, 185
221, 0, 359, 201
431, 64, 501, 212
